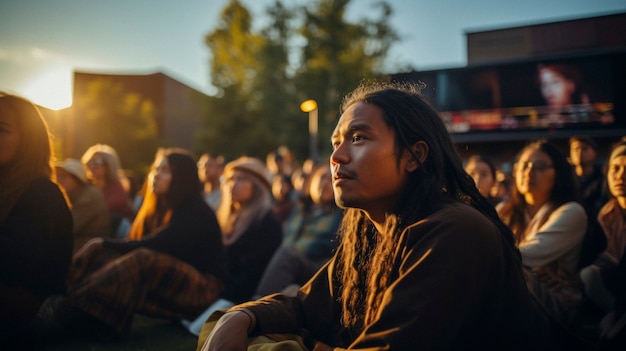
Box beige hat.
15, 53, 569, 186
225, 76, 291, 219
56, 158, 88, 184
224, 156, 272, 190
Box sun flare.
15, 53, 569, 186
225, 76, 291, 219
21, 67, 73, 110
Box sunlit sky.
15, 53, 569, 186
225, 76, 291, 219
1, 0, 624, 110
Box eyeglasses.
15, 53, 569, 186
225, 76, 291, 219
514, 160, 553, 172
87, 158, 105, 169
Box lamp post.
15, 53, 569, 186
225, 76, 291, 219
300, 99, 318, 161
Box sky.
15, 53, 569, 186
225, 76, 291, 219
1, 0, 625, 110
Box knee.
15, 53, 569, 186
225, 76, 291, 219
120, 247, 156, 267
128, 247, 154, 259
580, 265, 602, 294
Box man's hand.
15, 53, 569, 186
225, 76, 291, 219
201, 310, 253, 351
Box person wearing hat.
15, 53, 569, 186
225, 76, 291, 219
215, 156, 283, 305
580, 139, 626, 345
52, 148, 227, 341
569, 135, 609, 269
56, 158, 111, 252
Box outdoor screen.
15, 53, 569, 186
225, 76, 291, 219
395, 53, 620, 134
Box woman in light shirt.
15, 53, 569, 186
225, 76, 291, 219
497, 140, 587, 325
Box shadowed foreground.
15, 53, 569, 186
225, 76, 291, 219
40, 315, 199, 351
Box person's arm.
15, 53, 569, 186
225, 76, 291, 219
201, 309, 256, 351
205, 206, 534, 350
519, 202, 588, 268
103, 198, 217, 257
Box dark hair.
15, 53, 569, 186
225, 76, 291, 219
466, 154, 497, 181
335, 81, 519, 328
569, 135, 598, 152
499, 140, 579, 241
129, 148, 201, 239
163, 148, 202, 209
537, 63, 586, 105
0, 92, 55, 224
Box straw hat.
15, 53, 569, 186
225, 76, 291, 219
56, 158, 88, 184
224, 156, 272, 190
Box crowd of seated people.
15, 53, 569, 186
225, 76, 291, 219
3, 89, 626, 350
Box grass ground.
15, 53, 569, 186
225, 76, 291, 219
37, 315, 199, 351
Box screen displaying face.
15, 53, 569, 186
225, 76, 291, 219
396, 54, 617, 134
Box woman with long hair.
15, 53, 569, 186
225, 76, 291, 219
81, 143, 133, 236
465, 154, 500, 206
215, 156, 283, 305
0, 93, 73, 340
498, 140, 587, 326
59, 148, 227, 340
200, 82, 537, 351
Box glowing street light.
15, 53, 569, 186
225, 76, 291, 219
300, 99, 318, 161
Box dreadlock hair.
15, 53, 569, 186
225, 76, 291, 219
334, 80, 519, 329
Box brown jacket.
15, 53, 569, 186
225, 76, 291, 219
237, 202, 538, 350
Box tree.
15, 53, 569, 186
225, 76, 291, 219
199, 0, 399, 161
74, 78, 159, 176
201, 0, 276, 160
295, 0, 399, 157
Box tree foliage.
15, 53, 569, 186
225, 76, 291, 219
198, 0, 399, 161
75, 78, 160, 175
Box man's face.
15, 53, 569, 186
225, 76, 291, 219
330, 102, 412, 223
569, 140, 596, 167
198, 157, 223, 183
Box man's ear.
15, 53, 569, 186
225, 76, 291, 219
406, 141, 428, 172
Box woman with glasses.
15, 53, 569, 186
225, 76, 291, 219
497, 140, 587, 330
81, 144, 133, 237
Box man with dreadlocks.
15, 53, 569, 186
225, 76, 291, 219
199, 81, 538, 350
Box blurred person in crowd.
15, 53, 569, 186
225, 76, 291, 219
465, 154, 499, 206
55, 158, 111, 252
497, 140, 587, 328
199, 82, 537, 351
580, 139, 626, 346
215, 157, 283, 305
55, 148, 227, 341
0, 93, 73, 345
492, 169, 512, 205
569, 135, 609, 269
255, 163, 343, 298
270, 172, 296, 226
198, 152, 225, 210
81, 144, 133, 236
266, 146, 295, 179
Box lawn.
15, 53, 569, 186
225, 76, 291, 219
33, 315, 199, 351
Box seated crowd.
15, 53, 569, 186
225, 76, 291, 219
1, 88, 625, 350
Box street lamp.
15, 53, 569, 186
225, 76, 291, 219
300, 99, 318, 161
